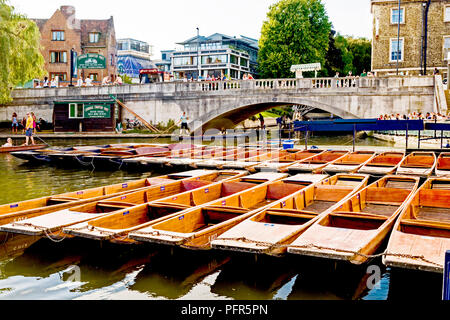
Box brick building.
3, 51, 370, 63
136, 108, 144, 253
33, 5, 117, 85
371, 0, 450, 77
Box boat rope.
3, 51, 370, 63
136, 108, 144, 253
215, 237, 444, 268
131, 230, 186, 241
10, 222, 67, 243
75, 156, 96, 172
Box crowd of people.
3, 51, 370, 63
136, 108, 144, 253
378, 111, 450, 121
34, 75, 124, 88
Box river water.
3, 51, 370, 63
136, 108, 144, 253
0, 137, 444, 300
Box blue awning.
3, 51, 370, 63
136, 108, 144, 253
117, 55, 153, 78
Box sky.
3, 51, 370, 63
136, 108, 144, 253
10, 0, 373, 58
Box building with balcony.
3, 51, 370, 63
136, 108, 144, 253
371, 0, 450, 77
117, 38, 154, 82
32, 5, 117, 85
170, 33, 259, 80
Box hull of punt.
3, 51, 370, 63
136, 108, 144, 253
62, 172, 290, 241
322, 152, 377, 175
0, 170, 249, 236
287, 151, 349, 174
253, 150, 326, 173
0, 145, 47, 153
0, 169, 239, 231
128, 175, 343, 249
357, 152, 405, 176
10, 151, 52, 163
211, 174, 370, 255
287, 175, 420, 264
435, 153, 450, 177
396, 152, 437, 178
383, 178, 450, 273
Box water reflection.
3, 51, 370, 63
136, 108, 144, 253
210, 254, 297, 300
130, 247, 231, 299
387, 268, 443, 301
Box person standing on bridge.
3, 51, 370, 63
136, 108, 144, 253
179, 112, 190, 136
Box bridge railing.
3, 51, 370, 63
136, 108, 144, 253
11, 76, 435, 98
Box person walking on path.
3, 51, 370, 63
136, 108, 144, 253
24, 113, 35, 146
11, 113, 18, 134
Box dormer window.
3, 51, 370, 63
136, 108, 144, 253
52, 31, 65, 41
89, 33, 100, 43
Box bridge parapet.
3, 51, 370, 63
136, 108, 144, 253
10, 76, 435, 99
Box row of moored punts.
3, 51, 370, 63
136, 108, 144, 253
10, 143, 450, 178
1, 158, 450, 273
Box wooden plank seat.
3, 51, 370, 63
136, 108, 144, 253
365, 163, 396, 167
149, 202, 192, 209
202, 206, 250, 214
330, 211, 389, 220
49, 196, 80, 202
401, 219, 450, 231
401, 164, 432, 168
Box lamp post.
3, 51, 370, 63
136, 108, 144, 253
197, 27, 201, 81
422, 0, 431, 75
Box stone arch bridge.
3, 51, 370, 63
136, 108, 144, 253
2, 76, 442, 132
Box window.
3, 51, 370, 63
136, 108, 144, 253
89, 73, 98, 81
69, 104, 84, 119
52, 31, 65, 41
445, 6, 450, 22
391, 8, 405, 24
240, 57, 248, 67
50, 73, 67, 81
230, 55, 238, 65
201, 55, 227, 65
89, 33, 100, 43
50, 51, 67, 63
444, 37, 450, 60
173, 56, 197, 66
390, 38, 404, 62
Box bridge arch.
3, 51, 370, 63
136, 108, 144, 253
197, 97, 360, 132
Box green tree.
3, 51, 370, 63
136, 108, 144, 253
322, 32, 371, 77
258, 0, 331, 79
0, 0, 45, 103
346, 37, 371, 75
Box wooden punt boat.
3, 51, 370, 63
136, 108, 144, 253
383, 178, 450, 273
211, 174, 370, 255
322, 151, 376, 174
0, 144, 47, 153
63, 172, 289, 242
0, 169, 241, 231
357, 152, 405, 176
287, 150, 350, 174
0, 170, 249, 236
434, 153, 450, 177
219, 151, 289, 171
287, 175, 420, 264
127, 174, 332, 249
396, 152, 437, 178
253, 149, 325, 172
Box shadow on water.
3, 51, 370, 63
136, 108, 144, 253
210, 253, 298, 300
285, 256, 388, 300
130, 246, 231, 299
387, 267, 443, 301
